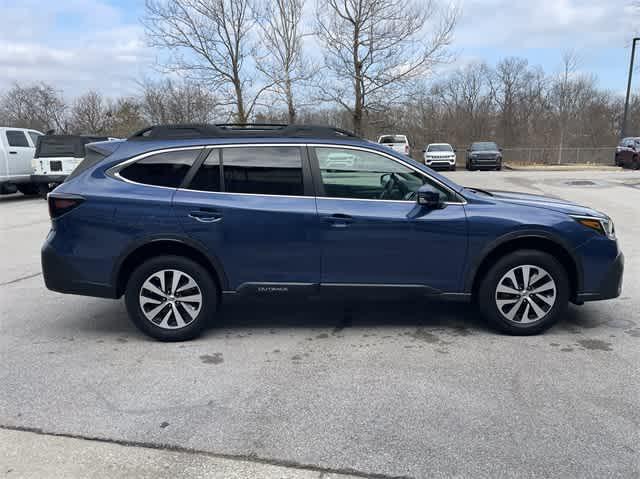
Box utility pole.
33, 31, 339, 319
621, 37, 639, 138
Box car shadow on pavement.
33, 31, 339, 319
63, 296, 629, 341
63, 297, 488, 339
214, 297, 487, 334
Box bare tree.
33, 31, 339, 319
144, 0, 267, 122
550, 51, 594, 161
139, 79, 223, 124
254, 0, 311, 123
315, 0, 458, 135
0, 83, 67, 133
105, 98, 146, 138
70, 91, 110, 134
432, 62, 493, 143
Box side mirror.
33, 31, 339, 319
422, 149, 426, 153
417, 186, 444, 209
453, 148, 457, 152
499, 148, 503, 152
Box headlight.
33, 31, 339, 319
572, 215, 615, 239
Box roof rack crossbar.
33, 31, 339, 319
127, 123, 359, 140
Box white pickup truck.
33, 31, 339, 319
377, 134, 411, 156
0, 127, 44, 195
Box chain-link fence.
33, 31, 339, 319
502, 147, 616, 166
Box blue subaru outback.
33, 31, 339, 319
42, 124, 623, 341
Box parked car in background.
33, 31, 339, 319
0, 127, 44, 195
423, 143, 457, 170
378, 134, 411, 156
614, 137, 640, 169
466, 141, 503, 171
31, 135, 116, 194
42, 123, 623, 341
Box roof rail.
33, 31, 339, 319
127, 123, 359, 141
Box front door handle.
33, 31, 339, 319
322, 213, 354, 228
188, 210, 223, 223
8, 151, 17, 154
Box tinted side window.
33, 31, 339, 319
120, 149, 200, 187
315, 147, 455, 202
222, 146, 304, 196
6, 131, 30, 147
188, 149, 222, 192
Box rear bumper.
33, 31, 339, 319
576, 251, 624, 302
42, 238, 117, 299
31, 174, 67, 184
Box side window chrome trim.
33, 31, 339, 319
107, 143, 467, 204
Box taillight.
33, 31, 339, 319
48, 194, 84, 219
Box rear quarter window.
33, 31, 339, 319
119, 149, 201, 188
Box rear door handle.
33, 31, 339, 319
9, 151, 17, 154
188, 210, 223, 223
322, 213, 354, 228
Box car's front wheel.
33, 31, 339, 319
477, 250, 569, 335
125, 255, 218, 341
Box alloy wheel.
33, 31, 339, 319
139, 269, 203, 329
494, 265, 557, 324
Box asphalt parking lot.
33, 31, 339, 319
1, 169, 639, 478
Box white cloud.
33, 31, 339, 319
0, 1, 152, 97
455, 0, 634, 49
0, 0, 636, 98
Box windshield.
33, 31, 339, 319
427, 144, 453, 152
379, 135, 407, 144
471, 142, 499, 151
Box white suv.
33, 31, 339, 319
0, 127, 44, 195
423, 143, 457, 171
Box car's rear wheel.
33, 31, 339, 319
125, 255, 218, 341
633, 156, 640, 170
478, 250, 569, 335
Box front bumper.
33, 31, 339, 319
469, 157, 501, 168
31, 174, 67, 184
576, 251, 624, 302
425, 159, 456, 169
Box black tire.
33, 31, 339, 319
477, 250, 569, 335
125, 255, 218, 341
17, 184, 39, 196
467, 161, 475, 171
496, 163, 502, 171
450, 165, 456, 171
633, 156, 640, 170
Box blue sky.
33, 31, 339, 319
0, 0, 638, 98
